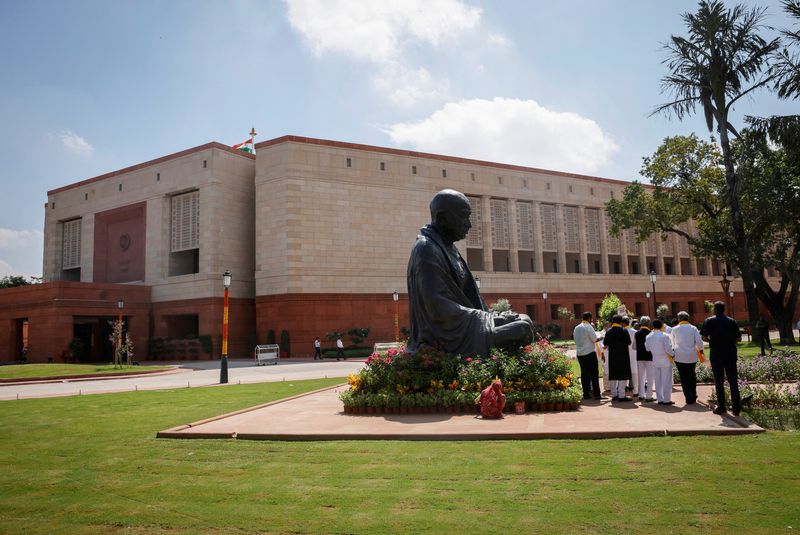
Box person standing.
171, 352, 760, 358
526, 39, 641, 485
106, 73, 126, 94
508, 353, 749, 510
671, 311, 704, 405
622, 316, 638, 397
573, 312, 603, 400
336, 336, 344, 360
700, 301, 742, 415
603, 315, 632, 402
635, 316, 655, 402
314, 337, 322, 360
755, 317, 772, 355
645, 319, 675, 405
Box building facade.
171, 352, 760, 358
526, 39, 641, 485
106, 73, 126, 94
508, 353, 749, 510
1, 135, 773, 362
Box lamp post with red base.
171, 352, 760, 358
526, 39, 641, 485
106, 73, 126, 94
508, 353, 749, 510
392, 290, 399, 342
220, 270, 231, 384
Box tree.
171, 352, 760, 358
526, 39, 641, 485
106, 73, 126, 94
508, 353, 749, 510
607, 132, 800, 343
598, 294, 624, 325
653, 0, 781, 332
0, 275, 31, 288
775, 0, 800, 98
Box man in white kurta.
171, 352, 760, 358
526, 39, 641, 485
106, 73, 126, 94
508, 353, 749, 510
670, 311, 704, 405
645, 318, 675, 405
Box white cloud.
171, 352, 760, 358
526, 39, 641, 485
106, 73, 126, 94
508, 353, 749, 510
0, 260, 16, 277
0, 228, 43, 249
371, 63, 449, 107
385, 97, 619, 174
60, 130, 93, 156
486, 33, 510, 47
285, 0, 481, 105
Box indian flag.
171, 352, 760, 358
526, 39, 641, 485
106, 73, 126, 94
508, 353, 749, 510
232, 139, 255, 154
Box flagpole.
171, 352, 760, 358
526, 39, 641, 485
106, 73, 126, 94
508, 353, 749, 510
250, 127, 257, 154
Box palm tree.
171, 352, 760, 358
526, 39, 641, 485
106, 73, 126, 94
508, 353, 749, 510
653, 0, 780, 332
776, 0, 800, 98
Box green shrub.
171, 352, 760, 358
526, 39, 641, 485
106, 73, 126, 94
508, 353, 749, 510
279, 330, 290, 354
266, 330, 276, 345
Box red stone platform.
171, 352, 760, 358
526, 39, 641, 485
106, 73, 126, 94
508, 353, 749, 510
158, 384, 763, 441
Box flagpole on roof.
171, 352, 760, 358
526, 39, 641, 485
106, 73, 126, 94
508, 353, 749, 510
250, 127, 257, 155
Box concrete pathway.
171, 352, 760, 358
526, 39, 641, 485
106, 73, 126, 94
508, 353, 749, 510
158, 383, 762, 441
0, 359, 365, 400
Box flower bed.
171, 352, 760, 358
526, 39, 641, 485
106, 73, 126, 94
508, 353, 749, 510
339, 340, 582, 414
708, 380, 800, 431
674, 348, 800, 384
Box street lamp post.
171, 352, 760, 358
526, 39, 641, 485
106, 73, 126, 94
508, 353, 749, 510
729, 290, 736, 318
392, 290, 399, 342
117, 299, 124, 367
542, 290, 548, 323
645, 291, 651, 317
220, 270, 231, 384
649, 271, 657, 318
475, 276, 481, 290
719, 270, 731, 313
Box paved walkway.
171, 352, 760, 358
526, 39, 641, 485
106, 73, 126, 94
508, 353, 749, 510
158, 383, 762, 441
0, 359, 366, 400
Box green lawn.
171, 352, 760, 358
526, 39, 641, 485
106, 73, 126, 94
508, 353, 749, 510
0, 363, 170, 380
1, 378, 798, 534
737, 339, 799, 358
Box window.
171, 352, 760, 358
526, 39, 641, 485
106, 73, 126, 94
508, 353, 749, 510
380, 162, 385, 171
498, 176, 503, 185
171, 191, 200, 252
203, 160, 207, 169
84, 193, 88, 201
569, 185, 573, 193
412, 165, 417, 174
118, 184, 122, 192
62, 219, 81, 269
590, 187, 595, 196
550, 304, 559, 321
471, 172, 475, 181
442, 169, 447, 178
546, 182, 551, 190
157, 172, 160, 181
573, 303, 583, 317
346, 157, 352, 167
523, 179, 528, 188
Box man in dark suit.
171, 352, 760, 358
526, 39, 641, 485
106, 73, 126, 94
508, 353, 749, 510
603, 314, 632, 402
700, 301, 742, 415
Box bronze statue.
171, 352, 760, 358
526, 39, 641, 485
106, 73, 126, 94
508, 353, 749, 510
406, 189, 534, 356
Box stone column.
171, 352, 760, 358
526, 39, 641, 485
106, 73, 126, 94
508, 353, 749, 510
638, 239, 647, 276
656, 234, 665, 275
619, 228, 630, 275
508, 199, 519, 273
598, 209, 609, 274
690, 257, 699, 276
481, 195, 494, 272
532, 202, 544, 274
555, 204, 567, 274
577, 207, 589, 274
672, 234, 682, 276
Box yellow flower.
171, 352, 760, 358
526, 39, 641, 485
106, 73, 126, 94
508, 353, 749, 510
396, 384, 409, 395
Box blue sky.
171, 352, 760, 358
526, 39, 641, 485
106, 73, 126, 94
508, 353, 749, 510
0, 0, 796, 277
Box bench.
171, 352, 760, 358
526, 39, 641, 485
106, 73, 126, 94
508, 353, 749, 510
254, 344, 280, 366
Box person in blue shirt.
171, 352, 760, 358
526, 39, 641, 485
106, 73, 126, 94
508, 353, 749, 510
700, 301, 742, 415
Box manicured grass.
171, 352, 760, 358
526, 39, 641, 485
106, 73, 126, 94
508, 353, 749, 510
737, 340, 799, 358
0, 363, 170, 380
1, 378, 798, 534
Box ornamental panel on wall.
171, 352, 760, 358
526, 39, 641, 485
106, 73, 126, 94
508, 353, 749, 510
466, 195, 482, 248
540, 203, 557, 252
490, 198, 509, 249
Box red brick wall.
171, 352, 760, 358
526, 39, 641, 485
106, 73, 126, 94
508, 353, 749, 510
0, 282, 151, 363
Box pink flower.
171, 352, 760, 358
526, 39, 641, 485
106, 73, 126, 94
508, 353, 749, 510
465, 357, 473, 363
387, 348, 398, 357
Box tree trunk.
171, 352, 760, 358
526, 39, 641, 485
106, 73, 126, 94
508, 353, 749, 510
717, 125, 761, 338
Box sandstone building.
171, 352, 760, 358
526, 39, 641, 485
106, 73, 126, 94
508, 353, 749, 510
1, 135, 764, 362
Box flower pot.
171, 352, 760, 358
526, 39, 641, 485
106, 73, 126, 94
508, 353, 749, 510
514, 401, 526, 414
545, 403, 554, 411
555, 402, 564, 411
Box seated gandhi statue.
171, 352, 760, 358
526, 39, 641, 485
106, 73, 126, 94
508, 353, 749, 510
406, 189, 534, 357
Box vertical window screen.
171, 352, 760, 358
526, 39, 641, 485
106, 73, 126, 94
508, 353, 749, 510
62, 219, 81, 269
516, 201, 534, 250
584, 208, 601, 254
171, 191, 200, 252
466, 195, 483, 248
563, 205, 579, 253
540, 204, 557, 252
490, 198, 509, 248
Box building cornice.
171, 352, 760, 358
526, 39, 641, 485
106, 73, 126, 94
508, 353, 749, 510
256, 135, 638, 187
47, 142, 255, 196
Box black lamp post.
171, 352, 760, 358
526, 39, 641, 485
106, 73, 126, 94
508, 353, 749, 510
649, 271, 657, 318
719, 270, 731, 313
645, 291, 651, 317
220, 270, 231, 384
117, 299, 124, 367
392, 290, 399, 342
542, 289, 548, 322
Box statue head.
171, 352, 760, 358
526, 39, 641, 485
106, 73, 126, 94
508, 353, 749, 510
430, 189, 471, 244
